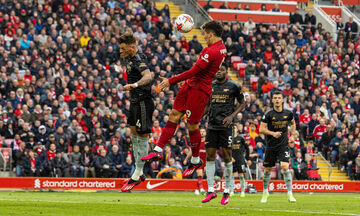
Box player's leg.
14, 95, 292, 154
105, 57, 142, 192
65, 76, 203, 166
121, 101, 152, 192
280, 146, 296, 202
239, 172, 246, 197
261, 148, 275, 203
144, 84, 188, 159
183, 89, 211, 177
221, 146, 233, 205
195, 169, 205, 195
229, 171, 236, 196
202, 146, 217, 203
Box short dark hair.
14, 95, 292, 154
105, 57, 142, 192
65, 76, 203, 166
201, 20, 223, 37
118, 32, 136, 45
272, 90, 284, 98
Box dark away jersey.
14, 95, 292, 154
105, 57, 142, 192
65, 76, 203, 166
232, 135, 249, 163
126, 52, 152, 103
208, 80, 243, 130
261, 109, 294, 149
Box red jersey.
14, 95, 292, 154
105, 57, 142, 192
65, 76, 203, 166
169, 40, 226, 93
46, 151, 56, 160
313, 125, 327, 139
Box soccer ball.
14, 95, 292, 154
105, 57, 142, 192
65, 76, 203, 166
175, 14, 194, 33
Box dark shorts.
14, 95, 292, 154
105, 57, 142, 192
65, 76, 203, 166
233, 159, 246, 173
263, 145, 290, 167
173, 83, 211, 124
129, 98, 154, 134
205, 128, 233, 150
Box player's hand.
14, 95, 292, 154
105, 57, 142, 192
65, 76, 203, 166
247, 160, 252, 166
222, 115, 233, 127
272, 131, 282, 138
123, 83, 137, 91
158, 77, 170, 91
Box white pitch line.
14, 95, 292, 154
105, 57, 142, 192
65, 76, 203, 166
0, 198, 358, 216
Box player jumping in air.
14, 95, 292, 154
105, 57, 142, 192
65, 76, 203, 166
259, 90, 297, 203
119, 33, 154, 192
230, 128, 250, 197
141, 20, 227, 177
202, 65, 244, 205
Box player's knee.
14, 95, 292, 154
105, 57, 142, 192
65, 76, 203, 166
281, 164, 289, 171
264, 167, 272, 173
206, 154, 215, 162
187, 123, 199, 131
169, 110, 183, 122
223, 155, 232, 163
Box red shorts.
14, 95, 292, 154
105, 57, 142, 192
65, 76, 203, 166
173, 83, 211, 124
199, 150, 207, 170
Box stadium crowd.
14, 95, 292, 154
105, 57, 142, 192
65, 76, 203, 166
0, 0, 359, 181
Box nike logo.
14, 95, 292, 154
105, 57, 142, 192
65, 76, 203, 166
146, 181, 168, 190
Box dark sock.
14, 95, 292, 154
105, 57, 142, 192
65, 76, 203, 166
156, 121, 178, 149
189, 129, 201, 157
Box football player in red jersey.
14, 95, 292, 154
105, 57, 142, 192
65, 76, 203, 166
141, 20, 227, 178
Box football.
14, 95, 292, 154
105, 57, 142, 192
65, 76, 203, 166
175, 14, 194, 33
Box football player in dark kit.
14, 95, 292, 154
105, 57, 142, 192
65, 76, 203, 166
230, 130, 250, 197
259, 90, 297, 203
119, 33, 154, 192
201, 65, 244, 205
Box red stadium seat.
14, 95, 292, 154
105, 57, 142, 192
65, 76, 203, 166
231, 56, 242, 64
238, 63, 246, 77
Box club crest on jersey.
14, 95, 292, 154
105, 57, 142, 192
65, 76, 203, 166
201, 54, 209, 62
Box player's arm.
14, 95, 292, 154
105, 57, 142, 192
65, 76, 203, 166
158, 65, 202, 90
259, 122, 282, 138
223, 90, 245, 127
202, 100, 211, 118
291, 120, 296, 136
124, 68, 152, 91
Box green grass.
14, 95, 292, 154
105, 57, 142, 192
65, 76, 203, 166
0, 191, 358, 216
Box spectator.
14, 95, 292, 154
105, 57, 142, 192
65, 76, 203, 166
346, 141, 359, 180
345, 17, 358, 39
271, 4, 281, 12
81, 145, 96, 178
304, 12, 316, 25
69, 145, 84, 177
188, 35, 203, 54
52, 151, 70, 177
330, 131, 343, 166
23, 150, 42, 177
108, 145, 124, 177
120, 156, 134, 178
290, 8, 303, 24
95, 149, 116, 178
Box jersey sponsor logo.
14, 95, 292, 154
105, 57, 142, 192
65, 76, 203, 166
223, 89, 229, 92
139, 63, 146, 68
146, 181, 168, 189
220, 49, 227, 54
283, 116, 288, 119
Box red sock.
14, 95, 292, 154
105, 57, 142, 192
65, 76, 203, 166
197, 176, 203, 189
189, 129, 201, 157
157, 121, 178, 149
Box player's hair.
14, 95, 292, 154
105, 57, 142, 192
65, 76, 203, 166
118, 32, 136, 45
201, 20, 223, 37
220, 64, 228, 71
272, 90, 284, 98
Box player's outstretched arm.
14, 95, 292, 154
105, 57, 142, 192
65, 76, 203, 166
168, 64, 201, 85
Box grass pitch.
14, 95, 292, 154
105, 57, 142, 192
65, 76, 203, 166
0, 191, 358, 216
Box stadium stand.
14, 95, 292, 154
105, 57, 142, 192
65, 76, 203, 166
0, 0, 359, 183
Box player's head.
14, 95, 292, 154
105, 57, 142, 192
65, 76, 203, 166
200, 128, 206, 138
272, 90, 284, 108
119, 32, 137, 58
201, 20, 223, 45
216, 65, 227, 81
